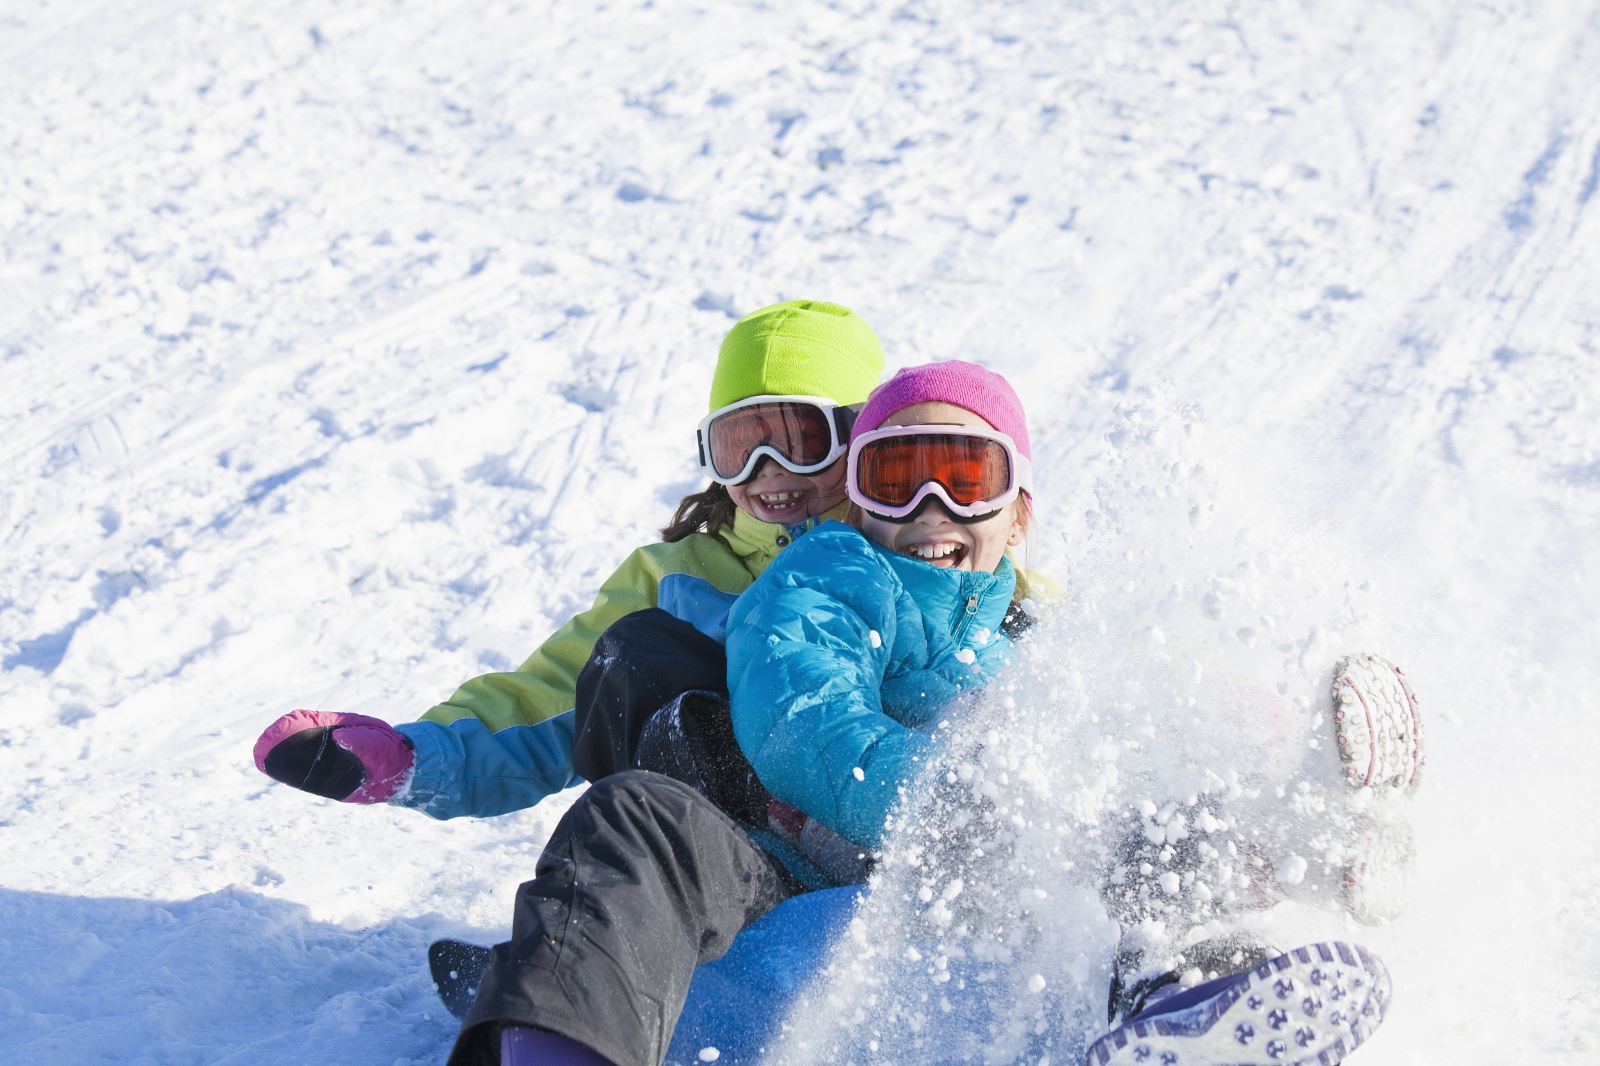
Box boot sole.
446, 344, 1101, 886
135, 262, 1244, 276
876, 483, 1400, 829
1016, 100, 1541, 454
1331, 653, 1423, 793
1085, 941, 1391, 1066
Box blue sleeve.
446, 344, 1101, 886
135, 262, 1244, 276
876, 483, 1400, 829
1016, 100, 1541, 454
391, 714, 581, 819
656, 571, 741, 642
727, 530, 934, 849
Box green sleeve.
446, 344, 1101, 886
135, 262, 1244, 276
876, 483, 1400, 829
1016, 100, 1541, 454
418, 548, 666, 731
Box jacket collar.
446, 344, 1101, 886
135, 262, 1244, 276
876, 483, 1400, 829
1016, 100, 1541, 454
722, 501, 851, 577
876, 541, 1017, 637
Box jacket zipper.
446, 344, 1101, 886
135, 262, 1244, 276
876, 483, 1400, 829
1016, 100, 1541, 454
951, 579, 985, 646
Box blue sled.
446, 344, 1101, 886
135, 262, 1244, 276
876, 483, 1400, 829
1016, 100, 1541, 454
431, 887, 1053, 1063
666, 886, 858, 1064
667, 888, 1099, 1066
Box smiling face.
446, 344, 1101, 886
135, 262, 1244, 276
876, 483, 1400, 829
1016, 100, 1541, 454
856, 401, 1028, 573
725, 456, 848, 524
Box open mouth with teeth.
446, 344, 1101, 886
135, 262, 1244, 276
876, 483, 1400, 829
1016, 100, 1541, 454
750, 489, 810, 520
903, 541, 968, 569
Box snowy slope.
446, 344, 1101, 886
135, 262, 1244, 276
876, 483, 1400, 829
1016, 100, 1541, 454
2, 1, 1598, 1063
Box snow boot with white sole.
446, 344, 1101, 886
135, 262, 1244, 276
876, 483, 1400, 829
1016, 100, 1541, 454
1322, 653, 1424, 923
1330, 653, 1422, 794
1085, 941, 1390, 1066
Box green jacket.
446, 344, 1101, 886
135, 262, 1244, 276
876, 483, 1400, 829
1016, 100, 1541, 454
393, 506, 841, 818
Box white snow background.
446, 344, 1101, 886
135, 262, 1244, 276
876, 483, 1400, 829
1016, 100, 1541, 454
2, 1, 1597, 1063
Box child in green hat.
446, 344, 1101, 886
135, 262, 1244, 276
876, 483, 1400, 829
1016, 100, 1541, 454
253, 300, 885, 819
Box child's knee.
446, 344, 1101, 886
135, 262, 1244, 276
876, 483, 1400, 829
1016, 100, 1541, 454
579, 769, 708, 829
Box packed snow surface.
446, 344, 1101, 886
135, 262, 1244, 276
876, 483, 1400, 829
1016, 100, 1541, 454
3, 1, 1598, 1063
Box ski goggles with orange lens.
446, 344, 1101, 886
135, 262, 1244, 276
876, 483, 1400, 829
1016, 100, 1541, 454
847, 425, 1032, 522
696, 395, 858, 485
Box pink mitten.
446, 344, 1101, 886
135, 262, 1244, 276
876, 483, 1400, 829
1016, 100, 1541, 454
253, 709, 414, 803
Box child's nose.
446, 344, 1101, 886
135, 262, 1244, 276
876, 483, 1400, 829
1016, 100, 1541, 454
905, 496, 960, 525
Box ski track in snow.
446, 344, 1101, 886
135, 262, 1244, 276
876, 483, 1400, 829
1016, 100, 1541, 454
2, 2, 1598, 1063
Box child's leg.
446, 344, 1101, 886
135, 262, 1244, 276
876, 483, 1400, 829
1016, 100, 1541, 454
632, 688, 775, 826
447, 770, 799, 1066
570, 609, 728, 781
572, 607, 774, 824
1273, 653, 1423, 924
1099, 794, 1284, 1023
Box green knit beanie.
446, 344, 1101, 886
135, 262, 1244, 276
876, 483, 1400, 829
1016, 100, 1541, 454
708, 300, 885, 411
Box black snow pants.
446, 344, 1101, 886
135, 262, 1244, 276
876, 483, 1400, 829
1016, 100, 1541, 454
448, 609, 797, 1066
570, 607, 775, 825
446, 771, 801, 1066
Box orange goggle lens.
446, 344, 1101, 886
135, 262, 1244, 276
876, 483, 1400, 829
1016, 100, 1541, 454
853, 434, 1013, 508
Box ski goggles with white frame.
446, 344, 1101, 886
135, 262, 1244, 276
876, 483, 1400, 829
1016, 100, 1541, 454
847, 424, 1032, 522
695, 395, 859, 486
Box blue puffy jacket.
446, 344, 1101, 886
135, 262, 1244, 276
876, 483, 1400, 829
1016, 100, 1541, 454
726, 521, 1017, 854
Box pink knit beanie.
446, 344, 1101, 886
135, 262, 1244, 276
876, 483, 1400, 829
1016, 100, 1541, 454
852, 360, 1031, 459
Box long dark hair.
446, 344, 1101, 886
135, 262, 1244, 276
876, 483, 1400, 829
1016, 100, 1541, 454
662, 482, 739, 542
